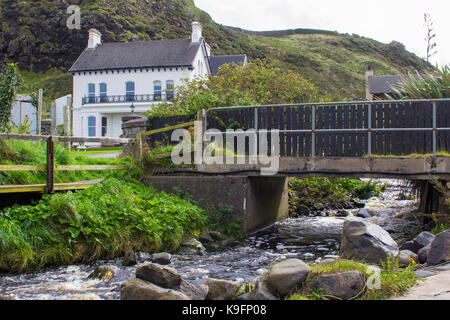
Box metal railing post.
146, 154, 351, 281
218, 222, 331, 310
254, 107, 258, 155
432, 101, 437, 155
367, 103, 372, 156
311, 106, 316, 157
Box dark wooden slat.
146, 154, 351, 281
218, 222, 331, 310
350, 105, 357, 156
336, 105, 344, 156
343, 104, 350, 156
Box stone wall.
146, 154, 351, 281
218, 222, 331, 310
40, 119, 52, 136
121, 115, 150, 156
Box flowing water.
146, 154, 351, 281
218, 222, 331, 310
0, 179, 422, 300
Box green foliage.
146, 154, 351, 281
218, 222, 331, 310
0, 63, 20, 132
289, 177, 382, 211
146, 60, 322, 118
390, 65, 450, 99
0, 177, 208, 272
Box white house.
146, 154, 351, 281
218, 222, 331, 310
69, 22, 247, 141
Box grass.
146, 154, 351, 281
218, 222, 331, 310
0, 177, 209, 273
286, 257, 419, 300
367, 152, 450, 158
0, 140, 134, 185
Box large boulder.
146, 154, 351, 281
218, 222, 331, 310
177, 238, 206, 255
427, 230, 450, 266
136, 262, 181, 289
152, 252, 172, 265
356, 208, 374, 219
313, 271, 366, 300
418, 245, 431, 264
398, 250, 419, 266
88, 266, 116, 281
202, 278, 240, 300
400, 232, 435, 253
250, 277, 279, 300
180, 279, 209, 300
340, 218, 399, 264
121, 278, 189, 300
266, 259, 310, 296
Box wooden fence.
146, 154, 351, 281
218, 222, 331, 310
0, 134, 131, 194
205, 99, 450, 157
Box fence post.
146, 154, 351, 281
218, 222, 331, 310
46, 136, 54, 194
135, 133, 143, 160
367, 103, 372, 157
432, 101, 437, 155
64, 105, 71, 151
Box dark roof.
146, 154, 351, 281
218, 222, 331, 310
209, 55, 247, 76
69, 39, 201, 72
368, 75, 411, 94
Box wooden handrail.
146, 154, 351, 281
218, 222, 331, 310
0, 165, 127, 172
140, 121, 195, 137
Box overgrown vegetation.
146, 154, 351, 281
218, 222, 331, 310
0, 63, 19, 132
0, 177, 209, 273
146, 60, 323, 119
289, 177, 383, 214
287, 257, 418, 300
390, 65, 449, 99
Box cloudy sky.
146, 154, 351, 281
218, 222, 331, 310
194, 0, 449, 67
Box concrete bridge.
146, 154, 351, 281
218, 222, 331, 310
142, 99, 450, 233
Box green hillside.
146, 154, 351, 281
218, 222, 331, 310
0, 0, 433, 102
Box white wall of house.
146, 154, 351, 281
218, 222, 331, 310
72, 45, 211, 140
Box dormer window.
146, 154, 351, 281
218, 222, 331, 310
154, 81, 162, 101
99, 83, 107, 103
166, 80, 174, 101
126, 81, 135, 101
88, 83, 95, 103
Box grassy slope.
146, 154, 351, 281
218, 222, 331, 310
248, 33, 432, 98
1, 0, 433, 102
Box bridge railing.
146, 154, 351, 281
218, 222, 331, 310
204, 99, 450, 157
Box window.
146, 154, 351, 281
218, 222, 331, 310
154, 81, 162, 100
101, 117, 107, 137
166, 80, 174, 100
88, 116, 96, 137
88, 83, 95, 103
126, 81, 135, 101
99, 83, 107, 103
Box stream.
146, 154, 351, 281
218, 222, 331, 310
0, 179, 422, 300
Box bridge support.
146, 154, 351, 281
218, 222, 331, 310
141, 175, 289, 234
417, 180, 450, 228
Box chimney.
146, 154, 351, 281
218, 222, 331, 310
365, 66, 374, 100
191, 22, 202, 43
88, 28, 102, 49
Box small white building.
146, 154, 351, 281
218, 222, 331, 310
69, 22, 247, 141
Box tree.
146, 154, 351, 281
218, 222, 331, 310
424, 13, 437, 63
146, 60, 322, 119
0, 63, 20, 132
